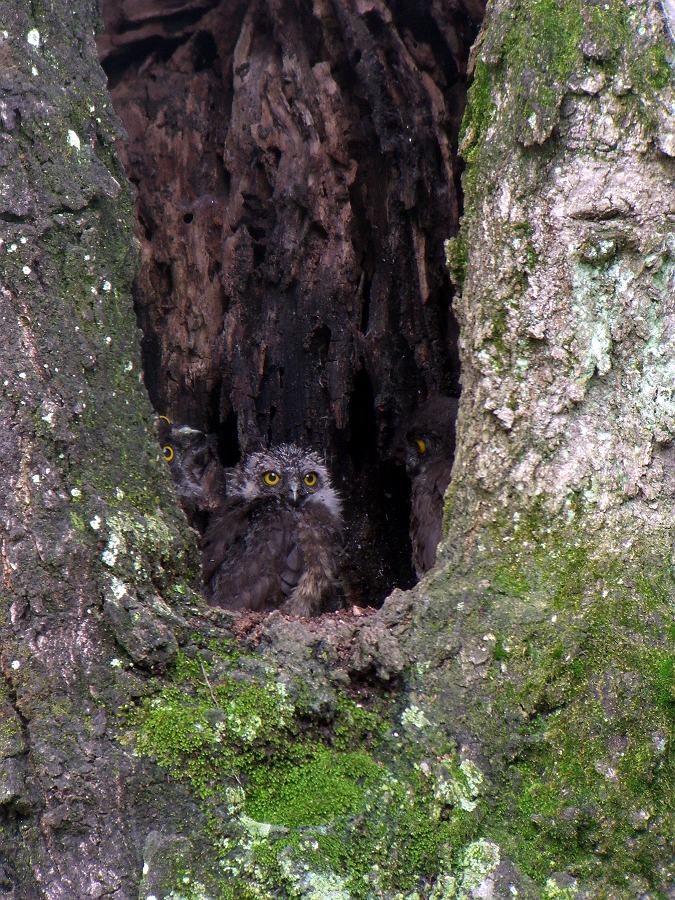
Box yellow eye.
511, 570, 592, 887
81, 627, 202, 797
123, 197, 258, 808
163, 445, 174, 462
263, 471, 280, 486
415, 438, 427, 455
304, 471, 318, 487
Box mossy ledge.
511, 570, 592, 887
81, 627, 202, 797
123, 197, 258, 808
124, 636, 487, 898
121, 505, 673, 898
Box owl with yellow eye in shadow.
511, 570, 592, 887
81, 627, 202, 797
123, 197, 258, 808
156, 416, 226, 527
201, 444, 345, 616
401, 396, 458, 577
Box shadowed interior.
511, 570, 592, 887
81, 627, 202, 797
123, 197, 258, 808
97, 0, 484, 605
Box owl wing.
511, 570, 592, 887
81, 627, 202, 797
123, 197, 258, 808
411, 458, 452, 576
201, 498, 297, 611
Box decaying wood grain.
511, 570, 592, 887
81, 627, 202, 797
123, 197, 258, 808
98, 0, 484, 602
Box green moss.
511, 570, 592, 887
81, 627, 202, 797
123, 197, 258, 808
0, 714, 22, 756
332, 695, 387, 750
444, 233, 468, 291
505, 0, 582, 135
126, 643, 488, 897
542, 878, 579, 899
641, 41, 671, 92
459, 0, 672, 221
131, 660, 298, 800
490, 305, 509, 356
69, 511, 86, 531
493, 677, 673, 884
459, 59, 496, 205
492, 637, 509, 661
125, 496, 672, 898
582, 0, 672, 134
129, 645, 388, 824
643, 649, 674, 716
493, 562, 530, 597
297, 769, 480, 897
584, 0, 630, 56
460, 0, 584, 206
477, 516, 674, 893
583, 1, 671, 90
246, 748, 382, 826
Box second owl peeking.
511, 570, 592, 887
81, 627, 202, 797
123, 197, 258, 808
159, 396, 456, 617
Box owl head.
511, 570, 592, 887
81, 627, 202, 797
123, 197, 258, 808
400, 395, 458, 477
229, 444, 342, 521
156, 416, 225, 517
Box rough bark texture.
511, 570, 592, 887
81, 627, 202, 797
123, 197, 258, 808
97, 0, 484, 603
445, 0, 674, 561
0, 0, 672, 898
98, 0, 482, 432
0, 2, 217, 895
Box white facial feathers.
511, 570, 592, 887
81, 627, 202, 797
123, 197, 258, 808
228, 444, 342, 523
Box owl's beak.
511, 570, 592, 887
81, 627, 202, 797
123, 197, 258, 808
289, 482, 300, 505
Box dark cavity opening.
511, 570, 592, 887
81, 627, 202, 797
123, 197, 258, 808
97, 0, 484, 610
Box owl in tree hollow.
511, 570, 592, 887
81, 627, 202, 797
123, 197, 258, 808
201, 444, 344, 616
157, 417, 225, 526
402, 396, 458, 577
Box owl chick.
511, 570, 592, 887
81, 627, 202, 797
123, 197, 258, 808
157, 417, 226, 526
401, 396, 458, 577
201, 444, 344, 616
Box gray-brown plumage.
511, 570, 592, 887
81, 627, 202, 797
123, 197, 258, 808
157, 417, 225, 526
201, 444, 344, 616
401, 396, 458, 577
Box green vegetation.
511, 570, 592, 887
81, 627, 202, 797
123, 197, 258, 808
123, 498, 673, 898
125, 641, 486, 897
459, 58, 496, 204
444, 234, 468, 291
478, 509, 675, 894
245, 748, 382, 826
502, 0, 583, 147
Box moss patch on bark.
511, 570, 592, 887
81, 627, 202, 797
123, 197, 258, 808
125, 637, 487, 898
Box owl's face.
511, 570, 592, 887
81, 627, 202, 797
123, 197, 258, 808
398, 396, 459, 477
156, 416, 225, 515
404, 433, 437, 476
230, 444, 341, 520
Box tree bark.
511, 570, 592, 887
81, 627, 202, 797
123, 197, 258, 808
0, 0, 671, 898
0, 1, 210, 895
445, 0, 674, 563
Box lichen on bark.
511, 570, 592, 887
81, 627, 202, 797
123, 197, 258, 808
430, 0, 674, 895
0, 0, 204, 893
448, 0, 674, 560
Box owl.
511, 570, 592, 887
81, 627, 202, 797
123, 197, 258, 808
157, 416, 226, 527
201, 444, 344, 616
400, 396, 458, 577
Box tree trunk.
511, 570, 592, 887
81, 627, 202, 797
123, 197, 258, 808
0, 0, 671, 898
0, 1, 210, 895
446, 0, 674, 561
